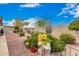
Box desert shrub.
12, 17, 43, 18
19, 32, 25, 36
46, 34, 65, 52
24, 35, 38, 49
48, 34, 65, 52
29, 37, 38, 48
13, 26, 19, 33
24, 39, 31, 48
27, 30, 31, 34
24, 31, 45, 49
24, 32, 65, 53
51, 40, 65, 52
18, 28, 25, 36
30, 31, 39, 37
60, 33, 76, 44
47, 33, 57, 41
30, 31, 44, 37
13, 26, 19, 31
49, 36, 57, 52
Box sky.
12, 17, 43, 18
0, 3, 79, 26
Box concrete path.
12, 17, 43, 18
0, 34, 9, 56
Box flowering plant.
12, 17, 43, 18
24, 32, 65, 53
38, 33, 48, 46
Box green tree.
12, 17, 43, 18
36, 19, 48, 27
35, 18, 53, 33
68, 19, 79, 32
13, 19, 24, 31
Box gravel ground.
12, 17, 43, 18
5, 26, 79, 56
6, 32, 38, 56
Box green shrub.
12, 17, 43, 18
68, 19, 79, 31
46, 34, 65, 52
13, 26, 19, 31
24, 36, 38, 49
19, 32, 25, 36
27, 32, 46, 48
47, 33, 57, 41
30, 31, 44, 38
49, 35, 65, 53
30, 31, 39, 37
24, 39, 30, 48
50, 38, 57, 53
13, 26, 19, 33
24, 31, 46, 49
60, 33, 76, 44
24, 32, 65, 53
51, 40, 65, 52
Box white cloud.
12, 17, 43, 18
57, 3, 79, 18
23, 17, 38, 28
66, 3, 76, 8
57, 10, 65, 16
3, 18, 38, 28
68, 11, 76, 15
73, 5, 79, 18
3, 19, 15, 26
20, 3, 41, 8
73, 12, 79, 18
24, 18, 37, 23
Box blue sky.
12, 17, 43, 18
0, 3, 79, 26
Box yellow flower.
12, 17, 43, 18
42, 34, 47, 40
38, 38, 44, 42
38, 33, 47, 43
38, 37, 42, 41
